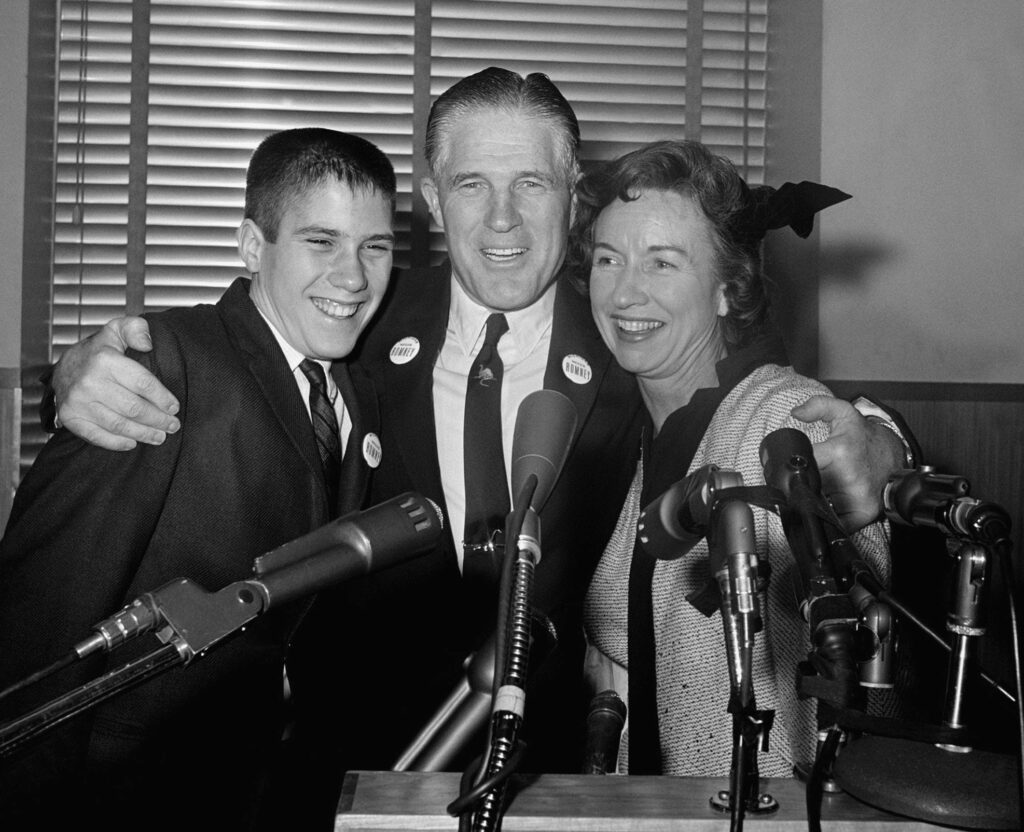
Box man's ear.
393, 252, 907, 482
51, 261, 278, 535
419, 178, 444, 229
236, 219, 265, 273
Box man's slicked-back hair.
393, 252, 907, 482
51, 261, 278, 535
244, 127, 396, 243
424, 66, 581, 187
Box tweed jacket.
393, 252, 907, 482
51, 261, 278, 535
584, 362, 892, 777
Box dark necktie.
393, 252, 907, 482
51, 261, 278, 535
462, 313, 510, 588
299, 358, 341, 510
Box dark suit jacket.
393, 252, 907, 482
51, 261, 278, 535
289, 264, 644, 815
0, 278, 378, 831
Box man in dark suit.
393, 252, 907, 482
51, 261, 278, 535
279, 69, 916, 826
42, 69, 912, 826
0, 128, 395, 830
292, 71, 644, 790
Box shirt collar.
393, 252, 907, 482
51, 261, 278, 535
256, 307, 337, 400
447, 272, 556, 357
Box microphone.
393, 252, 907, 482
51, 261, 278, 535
637, 464, 720, 560
457, 391, 578, 820
707, 480, 759, 708
510, 389, 578, 513
759, 429, 863, 720
883, 467, 1011, 546
581, 689, 627, 775
759, 428, 863, 637
759, 428, 835, 616
74, 493, 442, 658
251, 492, 443, 608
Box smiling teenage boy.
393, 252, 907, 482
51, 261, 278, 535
0, 127, 395, 831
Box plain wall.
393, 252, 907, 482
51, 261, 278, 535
0, 1, 28, 368
0, 1, 28, 529
819, 0, 1024, 384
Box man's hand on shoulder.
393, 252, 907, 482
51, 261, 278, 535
791, 395, 905, 532
54, 316, 181, 451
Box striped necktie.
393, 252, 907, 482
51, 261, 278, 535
299, 358, 341, 511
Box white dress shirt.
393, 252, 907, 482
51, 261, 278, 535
258, 310, 351, 457
434, 277, 556, 570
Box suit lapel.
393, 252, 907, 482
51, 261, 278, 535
375, 267, 451, 517
543, 277, 615, 452
218, 278, 325, 497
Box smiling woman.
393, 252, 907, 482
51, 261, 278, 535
587, 190, 729, 424
571, 139, 895, 778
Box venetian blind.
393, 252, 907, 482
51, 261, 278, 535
53, 0, 417, 351
25, 0, 768, 474
431, 0, 765, 166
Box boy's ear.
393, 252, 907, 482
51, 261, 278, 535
236, 219, 265, 273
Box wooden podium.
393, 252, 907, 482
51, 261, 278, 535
336, 771, 950, 830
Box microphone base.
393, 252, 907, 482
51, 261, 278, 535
708, 787, 779, 815
832, 734, 1020, 830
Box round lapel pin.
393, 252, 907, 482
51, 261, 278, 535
389, 337, 420, 365
561, 354, 592, 385
362, 433, 382, 468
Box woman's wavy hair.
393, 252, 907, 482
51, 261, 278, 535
568, 139, 770, 349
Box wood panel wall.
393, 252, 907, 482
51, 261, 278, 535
829, 381, 1024, 749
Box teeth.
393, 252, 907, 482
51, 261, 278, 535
483, 248, 526, 260
617, 319, 662, 333
312, 297, 359, 318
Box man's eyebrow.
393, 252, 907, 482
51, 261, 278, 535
447, 171, 483, 188
293, 225, 339, 237
447, 169, 557, 187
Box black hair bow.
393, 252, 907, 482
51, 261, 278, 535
740, 180, 851, 243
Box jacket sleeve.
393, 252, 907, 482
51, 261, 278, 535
0, 325, 186, 713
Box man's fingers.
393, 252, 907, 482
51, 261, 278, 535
113, 316, 155, 353
791, 395, 851, 425
64, 399, 170, 448
77, 382, 179, 437
116, 361, 180, 420
810, 438, 838, 470
61, 415, 140, 452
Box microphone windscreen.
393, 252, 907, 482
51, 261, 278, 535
511, 389, 578, 513
760, 427, 821, 495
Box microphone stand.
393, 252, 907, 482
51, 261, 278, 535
0, 576, 265, 758
1, 491, 443, 760
832, 467, 1023, 831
